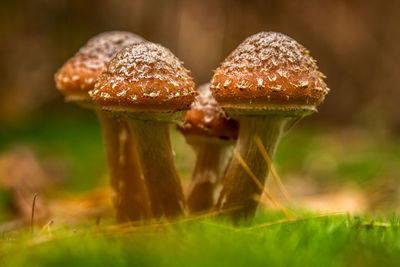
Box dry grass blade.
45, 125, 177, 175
103, 205, 243, 235
39, 220, 54, 235
31, 193, 38, 234
361, 221, 397, 228
239, 212, 347, 232
254, 136, 297, 209
232, 148, 292, 219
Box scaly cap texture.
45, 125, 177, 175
179, 84, 238, 140
55, 31, 145, 97
211, 31, 328, 112
90, 42, 196, 111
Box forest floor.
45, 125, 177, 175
0, 108, 399, 266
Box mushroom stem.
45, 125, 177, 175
217, 115, 289, 223
128, 119, 186, 218
187, 140, 230, 213
97, 110, 152, 222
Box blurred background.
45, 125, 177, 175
0, 0, 399, 224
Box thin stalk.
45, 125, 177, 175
217, 115, 288, 223
231, 148, 291, 219
187, 142, 230, 213
254, 136, 297, 209
128, 119, 186, 218
97, 110, 152, 222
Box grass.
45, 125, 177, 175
1, 108, 400, 266
1, 212, 400, 266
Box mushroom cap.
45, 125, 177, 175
210, 31, 329, 117
90, 42, 196, 112
178, 84, 238, 140
55, 31, 145, 99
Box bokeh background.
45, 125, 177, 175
0, 0, 399, 224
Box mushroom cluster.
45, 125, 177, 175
55, 31, 152, 222
55, 30, 328, 223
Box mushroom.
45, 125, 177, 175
54, 31, 152, 222
210, 31, 329, 222
90, 42, 197, 219
178, 83, 238, 213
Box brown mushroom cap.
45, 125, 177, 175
210, 32, 329, 116
178, 84, 238, 140
90, 42, 196, 112
55, 31, 145, 99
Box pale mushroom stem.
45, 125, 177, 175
128, 119, 186, 218
217, 115, 289, 223
97, 110, 152, 222
187, 142, 230, 213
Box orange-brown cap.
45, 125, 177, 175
90, 42, 196, 112
55, 31, 145, 100
178, 84, 238, 140
211, 32, 329, 116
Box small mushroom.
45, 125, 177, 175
178, 83, 238, 213
54, 31, 152, 222
90, 42, 197, 219
211, 31, 329, 222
